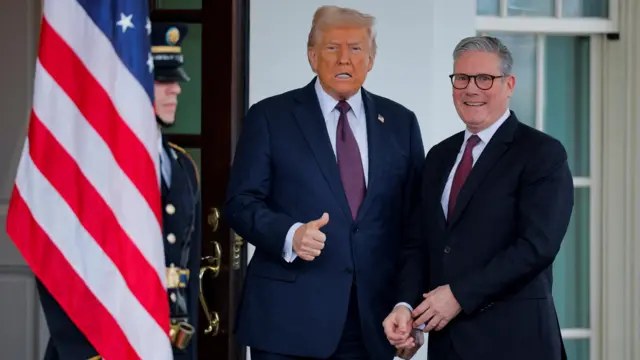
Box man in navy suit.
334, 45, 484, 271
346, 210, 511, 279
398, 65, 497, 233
383, 36, 573, 360
224, 5, 425, 360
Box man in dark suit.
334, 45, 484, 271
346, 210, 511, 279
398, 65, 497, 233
224, 5, 424, 360
36, 22, 201, 360
383, 36, 574, 360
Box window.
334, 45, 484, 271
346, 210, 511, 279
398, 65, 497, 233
161, 23, 202, 135
156, 0, 201, 10
477, 0, 617, 33
476, 1, 614, 359
151, 0, 203, 137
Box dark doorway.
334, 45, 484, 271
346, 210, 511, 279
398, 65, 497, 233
150, 0, 249, 359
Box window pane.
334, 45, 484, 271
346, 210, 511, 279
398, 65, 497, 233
563, 0, 609, 17
156, 0, 201, 10
553, 187, 590, 328
508, 0, 554, 16
544, 36, 590, 177
486, 33, 536, 127
184, 148, 201, 202
564, 339, 590, 360
184, 148, 201, 170
163, 24, 201, 135
477, 0, 500, 15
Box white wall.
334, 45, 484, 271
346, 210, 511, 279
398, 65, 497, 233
247, 0, 476, 358
0, 1, 51, 359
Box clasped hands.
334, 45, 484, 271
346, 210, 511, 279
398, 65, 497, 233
383, 285, 462, 359
292, 216, 462, 358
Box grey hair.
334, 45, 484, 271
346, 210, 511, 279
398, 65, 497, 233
453, 36, 513, 76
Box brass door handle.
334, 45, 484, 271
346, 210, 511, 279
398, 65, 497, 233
199, 265, 220, 336
200, 241, 221, 278
207, 207, 220, 232
199, 241, 221, 335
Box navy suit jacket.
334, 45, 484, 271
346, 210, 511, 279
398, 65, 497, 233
397, 112, 573, 360
224, 78, 425, 359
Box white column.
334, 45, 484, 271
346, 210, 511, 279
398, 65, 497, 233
247, 0, 476, 359
599, 0, 640, 358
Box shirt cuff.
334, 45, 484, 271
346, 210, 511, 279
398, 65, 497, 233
283, 222, 303, 262
395, 302, 414, 312
394, 302, 425, 330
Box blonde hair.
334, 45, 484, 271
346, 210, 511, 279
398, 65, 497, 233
307, 5, 377, 57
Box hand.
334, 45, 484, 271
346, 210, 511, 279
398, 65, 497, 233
382, 306, 414, 348
292, 213, 329, 261
412, 285, 461, 332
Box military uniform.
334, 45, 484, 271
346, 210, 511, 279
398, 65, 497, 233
36, 277, 103, 360
36, 23, 201, 360
160, 139, 201, 360
155, 22, 201, 360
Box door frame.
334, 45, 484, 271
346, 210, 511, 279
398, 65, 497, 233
149, 1, 249, 359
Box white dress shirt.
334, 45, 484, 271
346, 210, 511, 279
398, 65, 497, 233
440, 108, 510, 218
282, 79, 369, 262
395, 108, 511, 315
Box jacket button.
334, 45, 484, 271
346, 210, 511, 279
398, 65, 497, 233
167, 233, 176, 244
165, 204, 176, 215
444, 246, 451, 254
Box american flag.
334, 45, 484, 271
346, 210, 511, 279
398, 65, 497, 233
6, 0, 172, 359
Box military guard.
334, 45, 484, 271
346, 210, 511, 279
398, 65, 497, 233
35, 22, 201, 360
152, 22, 202, 360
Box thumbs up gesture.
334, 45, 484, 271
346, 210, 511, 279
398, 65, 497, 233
293, 213, 329, 261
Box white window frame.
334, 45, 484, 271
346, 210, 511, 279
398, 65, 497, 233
477, 1, 610, 359
477, 0, 619, 34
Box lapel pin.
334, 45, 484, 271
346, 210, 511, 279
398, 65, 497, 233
377, 114, 384, 123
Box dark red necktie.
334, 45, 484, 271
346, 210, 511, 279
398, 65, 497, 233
448, 135, 480, 220
335, 100, 366, 220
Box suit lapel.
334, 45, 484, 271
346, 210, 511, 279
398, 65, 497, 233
448, 114, 519, 228
292, 79, 352, 221
354, 89, 383, 221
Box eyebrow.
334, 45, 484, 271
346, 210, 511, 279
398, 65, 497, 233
327, 41, 363, 46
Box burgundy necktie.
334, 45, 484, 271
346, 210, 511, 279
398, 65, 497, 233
335, 100, 366, 220
448, 135, 480, 220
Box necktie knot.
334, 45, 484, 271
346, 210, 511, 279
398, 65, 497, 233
335, 100, 351, 115
466, 135, 481, 150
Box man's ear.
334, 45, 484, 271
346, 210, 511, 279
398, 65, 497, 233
308, 47, 318, 73
367, 54, 375, 72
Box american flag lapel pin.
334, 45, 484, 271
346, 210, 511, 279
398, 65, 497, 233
377, 114, 384, 123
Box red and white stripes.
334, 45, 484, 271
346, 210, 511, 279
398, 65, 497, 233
6, 1, 172, 359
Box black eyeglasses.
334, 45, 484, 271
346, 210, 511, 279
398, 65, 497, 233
449, 73, 505, 90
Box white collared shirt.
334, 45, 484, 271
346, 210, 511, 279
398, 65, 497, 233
440, 108, 511, 219
282, 80, 369, 263
314, 78, 369, 185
